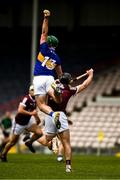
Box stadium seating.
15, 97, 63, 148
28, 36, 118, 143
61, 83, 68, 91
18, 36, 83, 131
0, 49, 120, 154
69, 103, 120, 154
66, 64, 120, 114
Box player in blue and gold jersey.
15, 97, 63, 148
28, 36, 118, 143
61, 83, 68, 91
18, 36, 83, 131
33, 10, 63, 129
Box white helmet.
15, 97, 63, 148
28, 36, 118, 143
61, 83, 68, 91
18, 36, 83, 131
29, 85, 34, 91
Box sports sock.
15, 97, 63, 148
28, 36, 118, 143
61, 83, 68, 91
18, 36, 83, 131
66, 160, 71, 165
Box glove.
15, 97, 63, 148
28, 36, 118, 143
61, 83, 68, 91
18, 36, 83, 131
51, 82, 62, 96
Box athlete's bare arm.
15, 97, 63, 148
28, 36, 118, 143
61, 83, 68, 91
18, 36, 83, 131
18, 104, 37, 116
55, 65, 63, 78
40, 10, 50, 44
76, 68, 94, 94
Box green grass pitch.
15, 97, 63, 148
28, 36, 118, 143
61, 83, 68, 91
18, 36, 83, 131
0, 153, 120, 179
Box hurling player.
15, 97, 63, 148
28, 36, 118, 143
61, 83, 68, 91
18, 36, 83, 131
0, 85, 43, 162
33, 9, 63, 129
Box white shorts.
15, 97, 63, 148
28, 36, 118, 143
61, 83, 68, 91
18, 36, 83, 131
44, 112, 69, 135
12, 117, 36, 135
33, 75, 54, 95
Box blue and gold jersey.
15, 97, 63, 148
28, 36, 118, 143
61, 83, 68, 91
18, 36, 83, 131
34, 42, 61, 76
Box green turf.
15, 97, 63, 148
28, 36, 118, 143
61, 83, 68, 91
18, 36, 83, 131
0, 153, 120, 179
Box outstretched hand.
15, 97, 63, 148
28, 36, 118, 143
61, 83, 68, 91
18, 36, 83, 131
86, 68, 94, 75
43, 9, 50, 17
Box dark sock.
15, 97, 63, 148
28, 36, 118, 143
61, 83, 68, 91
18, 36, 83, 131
66, 160, 71, 165
29, 134, 42, 143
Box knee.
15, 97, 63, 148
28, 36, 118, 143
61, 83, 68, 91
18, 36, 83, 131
35, 128, 43, 136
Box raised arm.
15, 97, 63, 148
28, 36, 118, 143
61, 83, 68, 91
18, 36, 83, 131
55, 65, 63, 78
40, 10, 50, 44
76, 68, 94, 94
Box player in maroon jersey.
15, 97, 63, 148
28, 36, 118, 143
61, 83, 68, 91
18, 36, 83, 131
0, 85, 43, 162
25, 69, 94, 172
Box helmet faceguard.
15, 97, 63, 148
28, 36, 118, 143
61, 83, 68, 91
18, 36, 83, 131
29, 85, 34, 97
47, 35, 59, 47
59, 73, 72, 85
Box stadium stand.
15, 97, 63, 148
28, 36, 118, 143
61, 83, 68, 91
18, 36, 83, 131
66, 64, 120, 114
69, 103, 120, 153
0, 64, 120, 154
0, 24, 120, 154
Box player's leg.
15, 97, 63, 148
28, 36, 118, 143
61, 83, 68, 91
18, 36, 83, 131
57, 139, 64, 162
59, 129, 72, 172
37, 134, 55, 150
57, 112, 72, 172
0, 134, 19, 162
23, 130, 31, 142
0, 132, 10, 153
24, 123, 49, 153
24, 118, 43, 153
47, 77, 63, 129
38, 114, 58, 151
27, 124, 43, 137
35, 95, 61, 129
0, 120, 26, 162
25, 125, 43, 153
35, 95, 53, 114
33, 76, 61, 129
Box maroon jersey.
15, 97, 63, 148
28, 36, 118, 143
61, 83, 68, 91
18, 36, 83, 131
15, 94, 36, 125
48, 85, 77, 113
